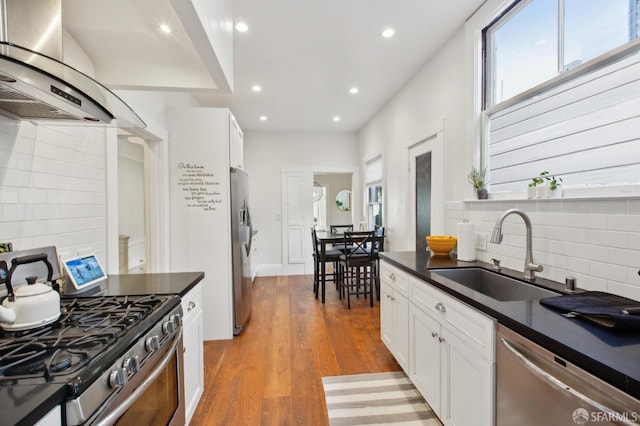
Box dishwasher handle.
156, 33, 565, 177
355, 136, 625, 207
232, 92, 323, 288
499, 337, 639, 426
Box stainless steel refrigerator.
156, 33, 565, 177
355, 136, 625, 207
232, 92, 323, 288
230, 167, 254, 335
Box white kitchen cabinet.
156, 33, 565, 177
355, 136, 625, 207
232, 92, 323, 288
181, 284, 204, 425
34, 406, 61, 426
380, 261, 409, 371
229, 112, 244, 169
408, 276, 495, 426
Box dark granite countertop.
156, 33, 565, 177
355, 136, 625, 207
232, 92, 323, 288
90, 271, 204, 298
379, 251, 640, 400
3, 271, 205, 426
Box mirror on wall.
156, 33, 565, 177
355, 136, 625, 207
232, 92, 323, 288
335, 189, 352, 211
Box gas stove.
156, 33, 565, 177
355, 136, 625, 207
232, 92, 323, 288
0, 293, 183, 425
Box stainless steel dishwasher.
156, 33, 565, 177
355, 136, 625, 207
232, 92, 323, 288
497, 324, 640, 426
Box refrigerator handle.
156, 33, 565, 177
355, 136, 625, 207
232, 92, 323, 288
245, 202, 253, 256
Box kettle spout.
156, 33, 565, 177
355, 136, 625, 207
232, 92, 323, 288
0, 305, 16, 324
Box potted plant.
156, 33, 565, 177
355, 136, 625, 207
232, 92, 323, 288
528, 171, 563, 198
467, 167, 488, 199
527, 174, 545, 199
548, 174, 563, 198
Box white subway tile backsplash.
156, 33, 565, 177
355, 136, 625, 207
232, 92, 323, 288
592, 200, 629, 214
608, 215, 640, 232
588, 229, 628, 248
607, 247, 640, 268
590, 260, 627, 282
0, 114, 108, 262
456, 199, 640, 300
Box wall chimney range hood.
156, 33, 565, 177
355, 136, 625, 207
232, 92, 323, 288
0, 0, 145, 128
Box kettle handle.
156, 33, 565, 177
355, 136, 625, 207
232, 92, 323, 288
6, 254, 54, 299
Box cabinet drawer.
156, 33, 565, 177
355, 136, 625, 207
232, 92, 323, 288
181, 284, 203, 323
409, 276, 494, 361
380, 261, 408, 296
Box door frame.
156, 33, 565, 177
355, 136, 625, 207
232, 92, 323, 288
106, 121, 169, 274
281, 166, 360, 276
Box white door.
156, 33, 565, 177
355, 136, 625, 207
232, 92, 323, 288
281, 171, 313, 274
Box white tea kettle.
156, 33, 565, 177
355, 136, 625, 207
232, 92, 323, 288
0, 253, 60, 331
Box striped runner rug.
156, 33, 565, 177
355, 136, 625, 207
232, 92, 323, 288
322, 371, 442, 425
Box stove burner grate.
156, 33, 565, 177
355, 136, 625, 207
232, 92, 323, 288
0, 294, 168, 381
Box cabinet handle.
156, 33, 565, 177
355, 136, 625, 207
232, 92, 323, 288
435, 302, 446, 313
389, 273, 396, 282
431, 331, 438, 338
439, 336, 446, 343
188, 301, 196, 311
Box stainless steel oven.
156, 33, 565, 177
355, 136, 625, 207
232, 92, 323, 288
65, 299, 186, 426
89, 332, 185, 426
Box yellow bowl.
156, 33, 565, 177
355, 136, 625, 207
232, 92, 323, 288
426, 235, 457, 257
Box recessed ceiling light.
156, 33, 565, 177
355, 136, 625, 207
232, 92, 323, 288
259, 116, 267, 121
252, 85, 262, 92
160, 24, 172, 34
349, 87, 359, 94
333, 116, 341, 122
235, 21, 249, 33
381, 28, 395, 38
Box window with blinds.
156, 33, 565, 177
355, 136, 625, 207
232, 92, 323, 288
483, 0, 640, 194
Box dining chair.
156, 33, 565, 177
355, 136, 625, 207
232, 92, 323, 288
372, 226, 385, 300
330, 224, 353, 234
338, 231, 376, 308
311, 227, 343, 301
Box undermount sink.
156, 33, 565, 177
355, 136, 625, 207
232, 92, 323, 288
429, 267, 560, 301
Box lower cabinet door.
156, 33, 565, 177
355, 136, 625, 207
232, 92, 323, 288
409, 304, 441, 414
380, 282, 393, 350
440, 325, 494, 426
393, 292, 409, 371
183, 309, 204, 425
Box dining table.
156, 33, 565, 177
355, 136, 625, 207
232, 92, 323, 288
314, 230, 383, 303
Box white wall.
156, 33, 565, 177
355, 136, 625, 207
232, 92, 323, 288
359, 30, 470, 252
243, 131, 359, 275
357, 8, 640, 300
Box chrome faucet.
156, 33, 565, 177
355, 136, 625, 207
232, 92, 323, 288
490, 208, 543, 281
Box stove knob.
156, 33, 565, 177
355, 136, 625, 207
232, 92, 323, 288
146, 335, 160, 351
109, 368, 128, 388
163, 319, 176, 334
170, 314, 182, 327
123, 356, 140, 373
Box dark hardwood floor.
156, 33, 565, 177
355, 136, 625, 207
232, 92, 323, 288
190, 274, 401, 425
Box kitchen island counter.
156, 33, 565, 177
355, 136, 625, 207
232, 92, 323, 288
380, 251, 640, 401
2, 271, 204, 426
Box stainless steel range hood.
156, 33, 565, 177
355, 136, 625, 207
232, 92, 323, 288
0, 0, 145, 128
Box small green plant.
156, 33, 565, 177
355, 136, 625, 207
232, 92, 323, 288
528, 171, 548, 188
529, 171, 563, 190
467, 167, 487, 190
548, 175, 563, 191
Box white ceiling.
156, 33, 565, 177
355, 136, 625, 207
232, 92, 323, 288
63, 0, 485, 132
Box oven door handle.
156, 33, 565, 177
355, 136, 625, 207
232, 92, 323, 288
95, 331, 182, 426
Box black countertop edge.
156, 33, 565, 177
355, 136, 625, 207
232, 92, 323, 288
4, 271, 205, 426
70, 271, 206, 299
4, 383, 67, 426
379, 251, 640, 400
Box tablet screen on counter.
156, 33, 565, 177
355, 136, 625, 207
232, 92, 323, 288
63, 254, 107, 291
